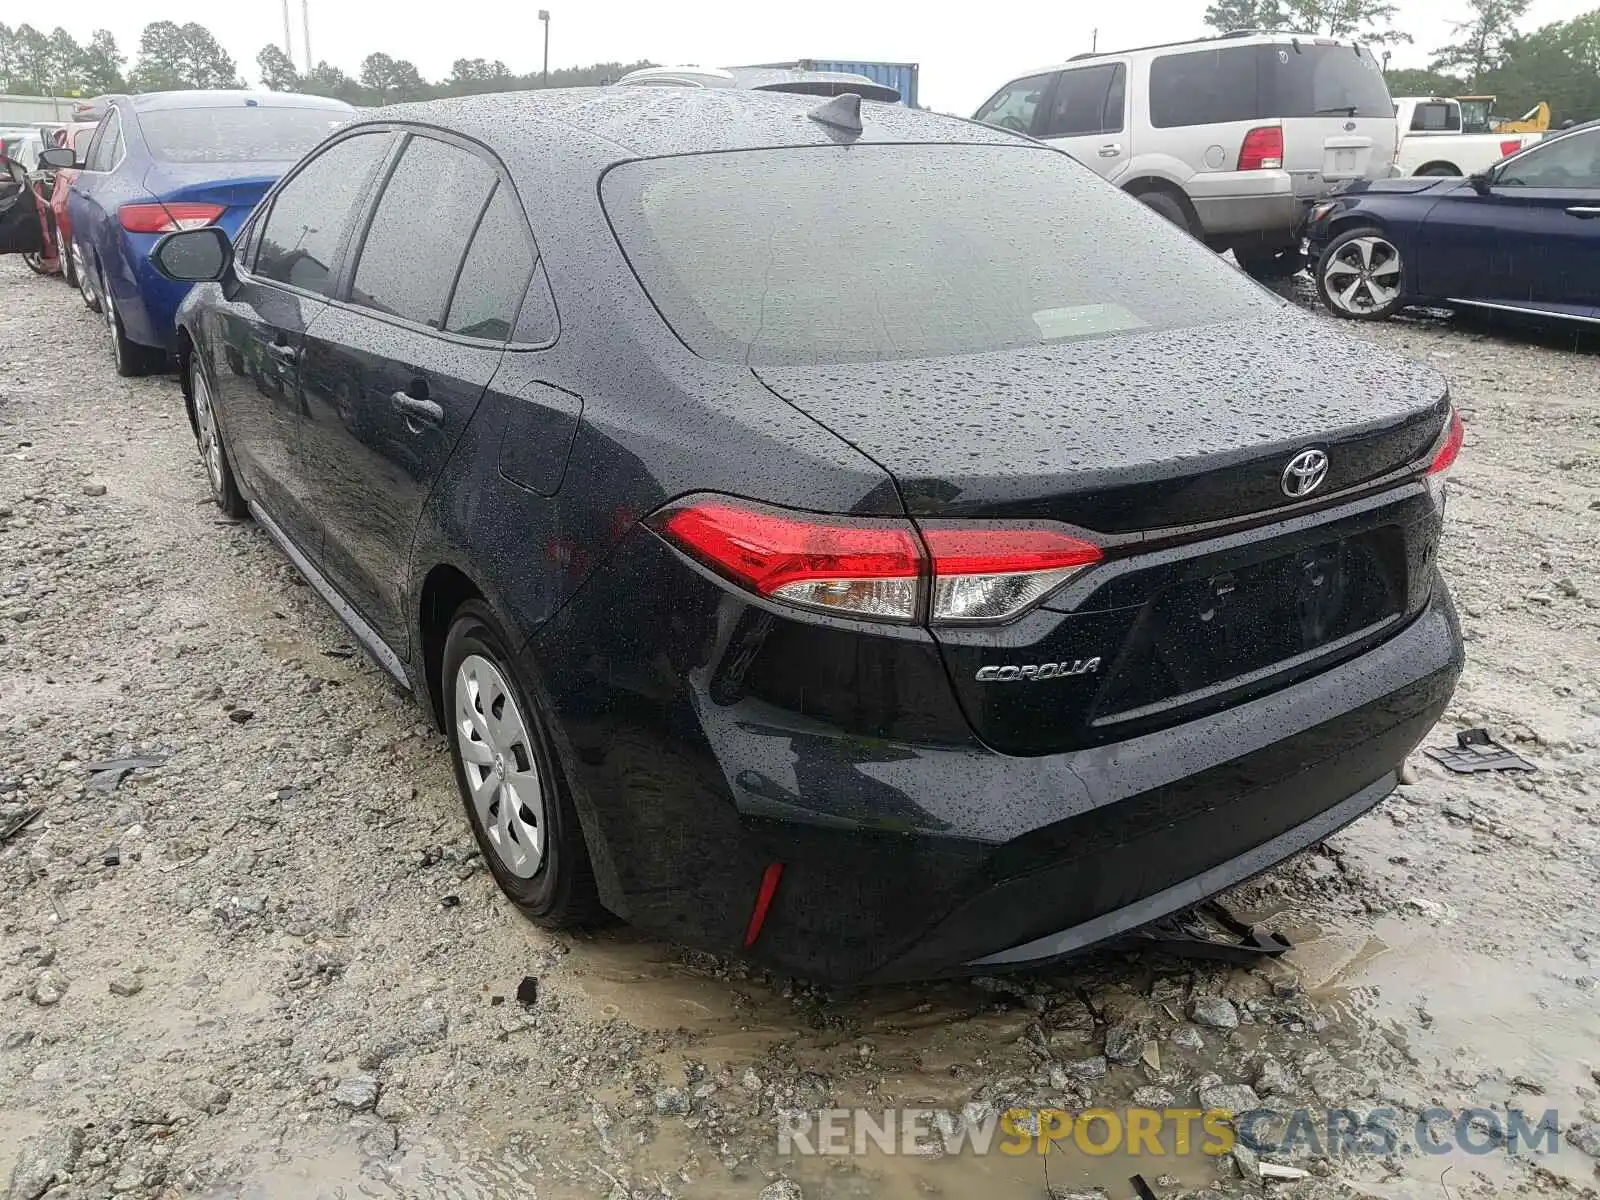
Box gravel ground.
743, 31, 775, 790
2, 257, 1597, 1200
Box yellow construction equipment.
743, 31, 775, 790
1456, 96, 1551, 134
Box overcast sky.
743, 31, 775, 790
19, 0, 1600, 113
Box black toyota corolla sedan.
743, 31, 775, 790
152, 87, 1464, 983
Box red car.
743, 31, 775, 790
49, 121, 101, 292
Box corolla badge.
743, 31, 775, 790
1281, 448, 1330, 499
976, 658, 1101, 683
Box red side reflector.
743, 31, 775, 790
1239, 126, 1284, 171
118, 201, 226, 234
1427, 410, 1464, 476
1499, 138, 1523, 159
743, 862, 784, 948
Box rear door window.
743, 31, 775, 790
85, 110, 121, 171
1037, 64, 1126, 138
973, 73, 1054, 135
350, 135, 497, 329
1149, 47, 1261, 127
1409, 102, 1460, 132
445, 181, 534, 341
254, 131, 392, 295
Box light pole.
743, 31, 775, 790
538, 10, 550, 86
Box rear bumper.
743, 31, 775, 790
1187, 170, 1301, 239
532, 523, 1463, 983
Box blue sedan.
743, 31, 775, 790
1305, 119, 1600, 326
52, 91, 352, 375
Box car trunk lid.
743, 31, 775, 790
755, 314, 1451, 755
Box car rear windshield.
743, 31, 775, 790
1149, 43, 1391, 127
601, 144, 1273, 367
139, 106, 349, 164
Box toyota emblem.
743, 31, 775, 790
1281, 449, 1329, 499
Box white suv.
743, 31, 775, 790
974, 32, 1397, 278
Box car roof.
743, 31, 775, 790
127, 90, 355, 113
1019, 29, 1370, 76
368, 86, 1010, 162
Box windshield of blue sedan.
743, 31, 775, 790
602, 143, 1275, 366
140, 106, 350, 164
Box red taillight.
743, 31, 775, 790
1498, 138, 1523, 159
1239, 126, 1284, 171
921, 526, 1103, 623
118, 202, 226, 234
651, 498, 923, 621
1427, 409, 1464, 476
649, 495, 1103, 625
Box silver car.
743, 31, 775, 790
975, 32, 1397, 278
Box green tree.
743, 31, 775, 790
256, 44, 301, 91
1383, 66, 1466, 97
302, 60, 364, 104
359, 51, 426, 101
9, 23, 54, 93
1203, 0, 1288, 33
46, 27, 85, 92
1431, 0, 1530, 85
131, 20, 242, 91
78, 30, 126, 94
1479, 11, 1600, 124
1281, 0, 1410, 42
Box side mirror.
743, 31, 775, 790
151, 226, 233, 283
1467, 171, 1493, 194
38, 147, 78, 170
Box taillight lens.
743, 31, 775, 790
119, 202, 226, 234
921, 526, 1102, 623
651, 498, 922, 622
1498, 138, 1523, 158
649, 496, 1102, 625
1424, 407, 1464, 505
1239, 126, 1284, 171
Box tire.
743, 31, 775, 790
1135, 189, 1195, 235
189, 353, 247, 518
1415, 163, 1460, 177
23, 252, 49, 275
103, 286, 165, 377
442, 600, 603, 927
1315, 225, 1405, 321
1235, 246, 1308, 280
62, 241, 78, 289
78, 245, 101, 312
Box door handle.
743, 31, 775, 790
266, 341, 298, 362
1565, 206, 1600, 218
1098, 143, 1123, 158
391, 390, 443, 427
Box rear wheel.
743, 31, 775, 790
61, 237, 79, 289
1415, 162, 1460, 177
442, 601, 604, 927
1316, 226, 1405, 320
1134, 189, 1195, 235
77, 245, 101, 312
104, 287, 165, 377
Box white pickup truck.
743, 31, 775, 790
1392, 96, 1540, 177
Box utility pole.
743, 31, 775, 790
1091, 27, 1098, 52
539, 10, 550, 85
281, 0, 292, 58
302, 0, 313, 74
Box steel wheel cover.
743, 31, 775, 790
1323, 236, 1402, 314
455, 653, 545, 878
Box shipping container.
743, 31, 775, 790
748, 60, 920, 108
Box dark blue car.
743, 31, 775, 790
54, 91, 352, 375
1305, 119, 1600, 326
